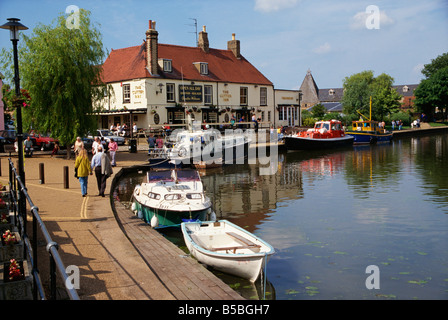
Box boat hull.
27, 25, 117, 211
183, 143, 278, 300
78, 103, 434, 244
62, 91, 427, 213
346, 132, 393, 144
284, 135, 354, 150
134, 200, 209, 228
181, 220, 275, 282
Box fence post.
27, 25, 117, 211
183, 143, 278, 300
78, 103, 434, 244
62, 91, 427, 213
63, 166, 69, 189
39, 163, 45, 184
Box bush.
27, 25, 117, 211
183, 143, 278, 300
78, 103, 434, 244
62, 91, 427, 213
390, 112, 411, 126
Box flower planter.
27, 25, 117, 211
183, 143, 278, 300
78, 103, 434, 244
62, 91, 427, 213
0, 231, 23, 264
0, 259, 33, 300
0, 214, 14, 234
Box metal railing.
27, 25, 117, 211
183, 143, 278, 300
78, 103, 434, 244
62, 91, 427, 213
7, 158, 79, 300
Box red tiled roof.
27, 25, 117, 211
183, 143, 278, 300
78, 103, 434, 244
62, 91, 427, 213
100, 42, 273, 86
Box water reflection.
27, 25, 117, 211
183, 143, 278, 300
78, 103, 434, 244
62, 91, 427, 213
114, 133, 448, 299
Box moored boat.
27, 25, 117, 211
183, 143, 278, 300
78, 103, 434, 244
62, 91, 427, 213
132, 169, 212, 228
284, 119, 354, 150
181, 220, 275, 282
345, 97, 393, 144
345, 120, 393, 144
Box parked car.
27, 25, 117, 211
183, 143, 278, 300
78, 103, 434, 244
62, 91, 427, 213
28, 130, 58, 150
0, 130, 37, 153
89, 129, 125, 145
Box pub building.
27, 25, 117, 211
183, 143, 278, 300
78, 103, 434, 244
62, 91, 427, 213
97, 20, 292, 132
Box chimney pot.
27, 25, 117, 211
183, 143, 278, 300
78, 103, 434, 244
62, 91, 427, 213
232, 33, 236, 40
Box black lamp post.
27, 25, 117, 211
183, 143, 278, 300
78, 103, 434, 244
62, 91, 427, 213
0, 18, 28, 184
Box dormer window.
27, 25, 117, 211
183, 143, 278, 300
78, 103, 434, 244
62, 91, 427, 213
402, 85, 409, 93
329, 89, 335, 95
193, 62, 208, 75
159, 59, 172, 73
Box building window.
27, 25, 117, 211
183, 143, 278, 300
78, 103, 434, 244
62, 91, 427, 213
240, 87, 248, 106
260, 87, 267, 106
204, 85, 213, 105
123, 84, 130, 103
163, 59, 172, 72
200, 63, 208, 75
166, 83, 175, 102
278, 106, 285, 121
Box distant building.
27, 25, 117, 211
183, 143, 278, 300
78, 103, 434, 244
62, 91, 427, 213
98, 21, 274, 130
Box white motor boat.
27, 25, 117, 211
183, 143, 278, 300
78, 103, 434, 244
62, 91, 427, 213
132, 169, 213, 228
181, 220, 275, 282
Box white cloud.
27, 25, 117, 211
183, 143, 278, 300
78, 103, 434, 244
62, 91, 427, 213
350, 8, 395, 30
254, 0, 300, 13
313, 42, 331, 54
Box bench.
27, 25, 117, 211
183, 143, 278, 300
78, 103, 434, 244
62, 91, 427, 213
211, 232, 261, 253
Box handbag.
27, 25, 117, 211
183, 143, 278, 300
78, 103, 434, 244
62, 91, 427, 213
74, 167, 79, 179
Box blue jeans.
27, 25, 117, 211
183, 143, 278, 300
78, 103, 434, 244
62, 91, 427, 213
79, 176, 88, 196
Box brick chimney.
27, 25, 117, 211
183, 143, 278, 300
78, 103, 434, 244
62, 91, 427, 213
146, 20, 158, 76
198, 25, 209, 53
227, 33, 241, 59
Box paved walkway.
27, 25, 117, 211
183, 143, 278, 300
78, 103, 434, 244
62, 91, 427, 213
0, 148, 178, 300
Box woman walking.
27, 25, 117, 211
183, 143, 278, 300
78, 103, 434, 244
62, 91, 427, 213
75, 148, 92, 197
108, 138, 118, 167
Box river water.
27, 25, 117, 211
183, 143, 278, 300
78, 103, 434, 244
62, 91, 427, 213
113, 132, 448, 300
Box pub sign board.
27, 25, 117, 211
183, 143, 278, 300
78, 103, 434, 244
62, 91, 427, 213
179, 85, 203, 102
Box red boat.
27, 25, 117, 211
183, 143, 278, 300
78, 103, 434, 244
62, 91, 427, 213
284, 120, 354, 150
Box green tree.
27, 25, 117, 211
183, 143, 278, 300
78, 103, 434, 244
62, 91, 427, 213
414, 66, 448, 120
414, 52, 448, 120
311, 103, 326, 119
421, 52, 448, 78
341, 70, 401, 121
1, 9, 106, 158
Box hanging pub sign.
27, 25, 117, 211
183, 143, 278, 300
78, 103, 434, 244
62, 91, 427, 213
179, 85, 203, 102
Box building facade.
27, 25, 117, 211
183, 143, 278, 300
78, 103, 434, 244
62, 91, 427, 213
98, 21, 275, 131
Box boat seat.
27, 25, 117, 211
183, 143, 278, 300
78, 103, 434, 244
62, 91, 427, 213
226, 232, 260, 248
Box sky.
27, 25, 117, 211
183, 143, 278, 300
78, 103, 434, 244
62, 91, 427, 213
1, 0, 447, 90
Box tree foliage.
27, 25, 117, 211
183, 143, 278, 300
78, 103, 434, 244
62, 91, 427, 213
2, 9, 106, 156
310, 103, 326, 119
341, 70, 401, 121
414, 52, 448, 120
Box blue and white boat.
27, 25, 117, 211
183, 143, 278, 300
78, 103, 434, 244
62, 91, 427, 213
132, 169, 212, 228
345, 97, 393, 144
346, 120, 393, 144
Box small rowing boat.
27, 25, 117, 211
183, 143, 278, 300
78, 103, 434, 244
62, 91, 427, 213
181, 220, 275, 282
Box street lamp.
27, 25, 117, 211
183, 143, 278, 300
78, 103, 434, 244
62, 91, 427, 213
0, 18, 28, 184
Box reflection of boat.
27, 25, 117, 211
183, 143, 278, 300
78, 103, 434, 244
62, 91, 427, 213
284, 119, 354, 150
132, 169, 212, 228
181, 220, 275, 282
345, 97, 393, 144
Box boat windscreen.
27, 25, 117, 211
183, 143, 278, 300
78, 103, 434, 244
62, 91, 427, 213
147, 170, 172, 181
177, 170, 200, 181
147, 170, 200, 182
